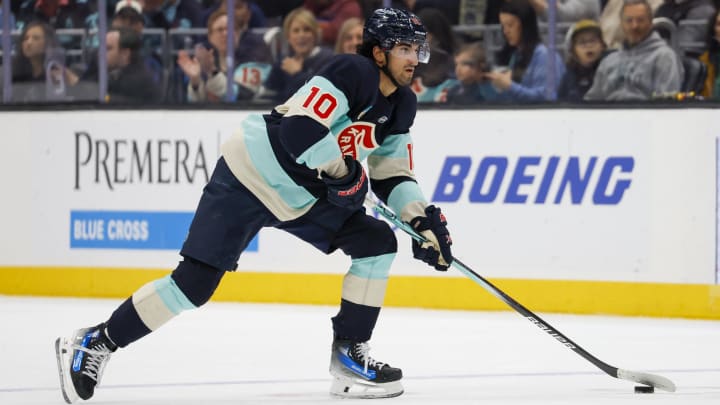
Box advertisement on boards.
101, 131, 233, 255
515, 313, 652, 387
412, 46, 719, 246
0, 109, 716, 284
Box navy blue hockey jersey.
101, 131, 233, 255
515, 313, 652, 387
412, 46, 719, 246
221, 54, 427, 222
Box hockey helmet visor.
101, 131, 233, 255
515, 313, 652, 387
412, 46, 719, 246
364, 8, 430, 63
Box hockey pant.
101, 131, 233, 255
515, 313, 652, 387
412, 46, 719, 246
105, 158, 397, 347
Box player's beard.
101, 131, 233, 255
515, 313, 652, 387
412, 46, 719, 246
392, 67, 414, 87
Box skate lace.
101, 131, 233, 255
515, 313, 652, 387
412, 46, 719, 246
353, 342, 386, 374
73, 343, 113, 382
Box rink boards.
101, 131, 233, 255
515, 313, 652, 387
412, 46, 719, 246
0, 108, 718, 319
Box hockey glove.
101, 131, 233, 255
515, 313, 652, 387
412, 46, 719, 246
321, 155, 368, 211
410, 205, 453, 271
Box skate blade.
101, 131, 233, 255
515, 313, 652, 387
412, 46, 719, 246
55, 337, 79, 404
330, 376, 404, 399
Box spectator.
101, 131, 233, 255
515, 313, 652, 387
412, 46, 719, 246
446, 41, 500, 104
86, 27, 162, 103
699, 9, 720, 99
586, 0, 683, 100
558, 19, 610, 101
13, 0, 96, 59
177, 6, 272, 102
334, 17, 364, 54
112, 0, 145, 34
224, 1, 274, 98
140, 0, 206, 101
411, 7, 459, 103
655, 0, 717, 57
485, 0, 566, 102
260, 7, 334, 103
111, 1, 164, 88
600, 0, 662, 49
528, 0, 601, 22
303, 0, 364, 48
7, 20, 78, 102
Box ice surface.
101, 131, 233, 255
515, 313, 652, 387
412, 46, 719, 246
1, 295, 718, 404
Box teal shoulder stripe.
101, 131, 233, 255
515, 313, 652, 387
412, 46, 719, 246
153, 275, 196, 315
371, 133, 411, 158
242, 115, 317, 209
348, 253, 396, 279
388, 182, 426, 216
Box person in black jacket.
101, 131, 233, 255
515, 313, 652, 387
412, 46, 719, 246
103, 27, 162, 103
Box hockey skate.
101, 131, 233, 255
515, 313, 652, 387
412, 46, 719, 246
329, 339, 403, 398
55, 323, 117, 404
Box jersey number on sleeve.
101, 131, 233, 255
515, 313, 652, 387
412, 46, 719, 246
302, 86, 338, 120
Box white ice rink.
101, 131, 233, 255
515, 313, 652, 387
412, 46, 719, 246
1, 295, 718, 404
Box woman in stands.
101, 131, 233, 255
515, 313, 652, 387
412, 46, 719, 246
9, 20, 78, 102
334, 17, 364, 54
260, 7, 334, 103
483, 0, 565, 102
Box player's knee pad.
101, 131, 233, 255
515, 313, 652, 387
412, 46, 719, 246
171, 256, 225, 307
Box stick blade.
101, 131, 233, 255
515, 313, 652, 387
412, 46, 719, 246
617, 369, 676, 392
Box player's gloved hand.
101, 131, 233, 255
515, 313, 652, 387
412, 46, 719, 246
321, 155, 368, 211
410, 205, 453, 271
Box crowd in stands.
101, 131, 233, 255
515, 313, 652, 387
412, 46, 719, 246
0, 0, 719, 104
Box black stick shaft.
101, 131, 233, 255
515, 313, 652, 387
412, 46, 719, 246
369, 199, 619, 378
451, 257, 619, 378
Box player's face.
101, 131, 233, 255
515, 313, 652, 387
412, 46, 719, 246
621, 4, 652, 46
387, 42, 420, 87
499, 13, 522, 47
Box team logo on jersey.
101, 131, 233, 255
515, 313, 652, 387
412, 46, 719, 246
337, 122, 378, 159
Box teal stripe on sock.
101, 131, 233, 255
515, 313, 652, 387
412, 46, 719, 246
348, 253, 395, 280
153, 275, 196, 315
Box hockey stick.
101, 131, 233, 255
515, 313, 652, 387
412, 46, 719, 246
366, 196, 676, 392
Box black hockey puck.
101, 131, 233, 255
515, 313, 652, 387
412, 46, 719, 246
634, 385, 654, 394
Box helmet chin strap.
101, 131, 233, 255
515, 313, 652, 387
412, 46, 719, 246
380, 52, 402, 89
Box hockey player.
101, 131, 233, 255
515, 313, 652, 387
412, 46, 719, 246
54, 7, 453, 403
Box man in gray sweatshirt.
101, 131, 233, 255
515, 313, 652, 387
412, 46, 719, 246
585, 0, 683, 100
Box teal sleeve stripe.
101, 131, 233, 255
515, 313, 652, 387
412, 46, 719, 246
388, 181, 426, 216
370, 133, 411, 158
348, 253, 396, 279
300, 76, 350, 122
296, 134, 342, 168
153, 275, 196, 315
242, 114, 317, 209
